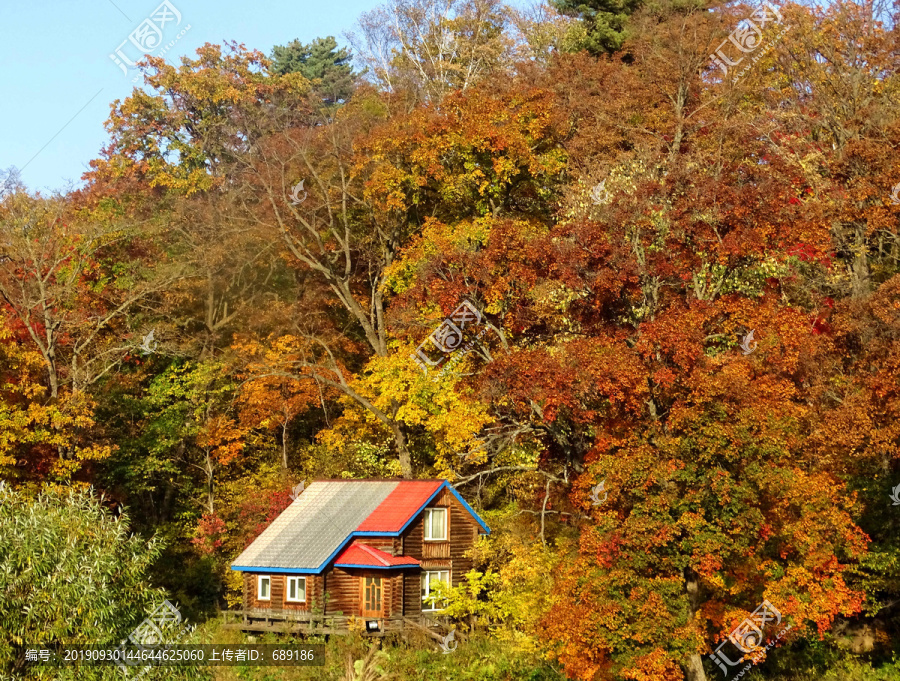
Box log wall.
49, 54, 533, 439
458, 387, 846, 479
321, 566, 411, 617
323, 566, 357, 615
242, 573, 320, 611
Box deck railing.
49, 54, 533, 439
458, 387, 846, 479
221, 609, 448, 635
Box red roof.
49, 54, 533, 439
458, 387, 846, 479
334, 543, 420, 568
355, 480, 443, 532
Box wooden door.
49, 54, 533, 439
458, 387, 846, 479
360, 575, 383, 617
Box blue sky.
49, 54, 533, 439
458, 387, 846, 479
0, 0, 380, 194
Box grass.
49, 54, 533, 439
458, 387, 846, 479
156, 617, 900, 681
188, 618, 565, 681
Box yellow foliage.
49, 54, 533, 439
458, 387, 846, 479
224, 569, 244, 610
0, 317, 111, 481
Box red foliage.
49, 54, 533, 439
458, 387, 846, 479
191, 513, 227, 555
235, 489, 294, 549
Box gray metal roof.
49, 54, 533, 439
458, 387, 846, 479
231, 481, 401, 572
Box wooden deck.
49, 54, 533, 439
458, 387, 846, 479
221, 609, 449, 636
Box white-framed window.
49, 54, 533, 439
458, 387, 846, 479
257, 576, 271, 601
423, 508, 447, 541
286, 576, 307, 603
421, 570, 450, 611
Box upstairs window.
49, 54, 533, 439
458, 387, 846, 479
423, 508, 447, 541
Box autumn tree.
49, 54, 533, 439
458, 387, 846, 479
506, 1, 583, 65
0, 193, 175, 400
86, 44, 418, 475
375, 6, 880, 678
350, 0, 514, 102
91, 43, 315, 200
234, 333, 333, 469
760, 0, 900, 298
802, 276, 900, 625
0, 192, 174, 479
34, 6, 900, 678
0, 314, 111, 483
148, 194, 295, 358
90, 38, 571, 480
143, 361, 244, 514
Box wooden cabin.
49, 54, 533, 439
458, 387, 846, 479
229, 479, 490, 632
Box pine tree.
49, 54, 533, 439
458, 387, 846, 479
270, 36, 357, 105
551, 0, 643, 53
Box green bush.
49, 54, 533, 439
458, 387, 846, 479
0, 485, 209, 680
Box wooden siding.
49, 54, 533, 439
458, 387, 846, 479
399, 487, 481, 590
403, 570, 422, 616
321, 566, 409, 617
243, 573, 320, 611
391, 573, 403, 616
244, 567, 416, 618
420, 559, 452, 570
323, 566, 357, 615
422, 542, 450, 559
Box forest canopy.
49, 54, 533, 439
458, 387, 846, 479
2, 0, 900, 680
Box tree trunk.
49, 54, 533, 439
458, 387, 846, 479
850, 222, 870, 297
390, 422, 413, 478
205, 450, 215, 514
683, 568, 708, 681
667, 83, 687, 164
161, 480, 175, 524
683, 652, 707, 681
47, 352, 59, 400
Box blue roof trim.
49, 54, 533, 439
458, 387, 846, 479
444, 482, 491, 534
392, 482, 449, 536
335, 562, 420, 570
311, 533, 363, 574
315, 495, 441, 570
230, 565, 319, 574
233, 481, 490, 574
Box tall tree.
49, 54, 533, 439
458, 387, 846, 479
377, 7, 876, 674
0, 194, 175, 400
551, 0, 643, 53
0, 314, 111, 483
270, 36, 358, 105
350, 0, 513, 102
234, 333, 333, 469
0, 192, 175, 477
761, 1, 900, 298
140, 361, 244, 514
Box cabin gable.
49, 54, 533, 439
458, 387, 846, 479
398, 487, 481, 571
